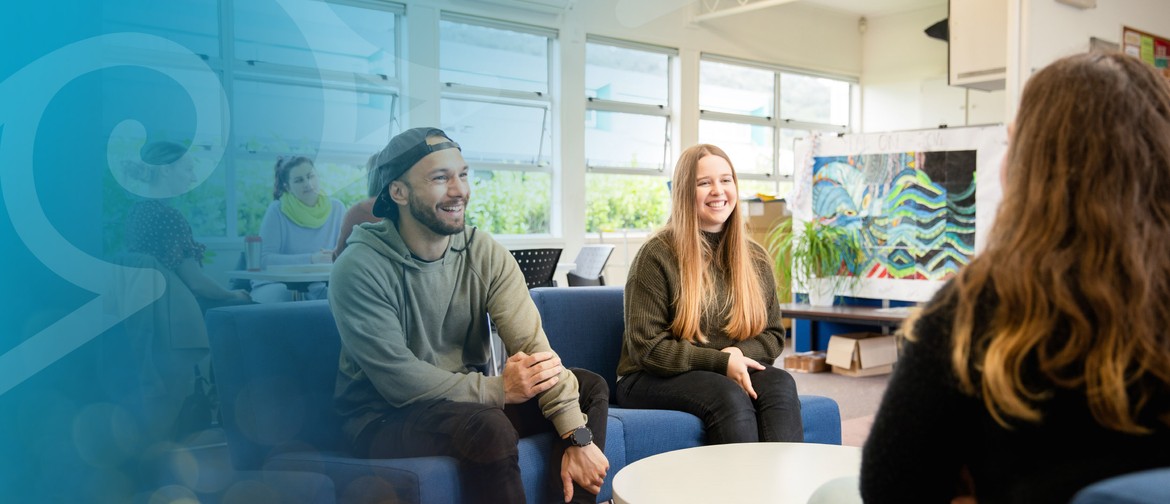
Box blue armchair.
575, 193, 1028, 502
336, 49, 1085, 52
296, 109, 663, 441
206, 288, 840, 504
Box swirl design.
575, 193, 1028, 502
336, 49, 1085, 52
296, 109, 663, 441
812, 150, 977, 281
0, 33, 228, 394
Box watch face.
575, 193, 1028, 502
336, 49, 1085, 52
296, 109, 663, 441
571, 427, 592, 447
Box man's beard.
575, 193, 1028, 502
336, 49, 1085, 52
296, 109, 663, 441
408, 191, 465, 236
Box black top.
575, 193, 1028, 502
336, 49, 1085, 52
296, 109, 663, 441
861, 282, 1170, 504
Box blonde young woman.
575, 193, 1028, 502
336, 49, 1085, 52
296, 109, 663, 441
616, 144, 803, 443
861, 52, 1170, 503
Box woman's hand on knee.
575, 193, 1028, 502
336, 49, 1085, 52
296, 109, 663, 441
721, 347, 765, 400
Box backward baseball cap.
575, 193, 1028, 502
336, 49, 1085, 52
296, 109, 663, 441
370, 127, 461, 219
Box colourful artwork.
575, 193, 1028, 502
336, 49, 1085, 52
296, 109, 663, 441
812, 150, 977, 281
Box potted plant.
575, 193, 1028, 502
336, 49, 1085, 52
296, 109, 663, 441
765, 218, 864, 306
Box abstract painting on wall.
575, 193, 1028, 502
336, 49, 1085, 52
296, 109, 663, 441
812, 150, 976, 281
790, 126, 1007, 302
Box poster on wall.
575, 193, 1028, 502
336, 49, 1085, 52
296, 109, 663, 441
1123, 26, 1170, 79
788, 125, 1008, 302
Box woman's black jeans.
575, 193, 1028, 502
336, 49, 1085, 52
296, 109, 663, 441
616, 366, 803, 444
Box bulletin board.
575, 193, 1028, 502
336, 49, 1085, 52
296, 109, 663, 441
1123, 26, 1170, 79
788, 125, 1008, 302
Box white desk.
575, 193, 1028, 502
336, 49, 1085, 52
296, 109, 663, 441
613, 442, 862, 504
231, 264, 332, 301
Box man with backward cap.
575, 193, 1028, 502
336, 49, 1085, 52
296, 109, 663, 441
330, 127, 610, 503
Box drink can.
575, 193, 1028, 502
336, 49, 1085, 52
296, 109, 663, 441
245, 235, 262, 271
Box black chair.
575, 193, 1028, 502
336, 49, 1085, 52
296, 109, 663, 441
567, 244, 615, 287
510, 248, 562, 289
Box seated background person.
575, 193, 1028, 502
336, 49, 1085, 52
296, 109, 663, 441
332, 153, 384, 260
121, 141, 249, 444
616, 143, 803, 444
861, 52, 1170, 503
252, 155, 345, 303
125, 141, 251, 307
330, 127, 609, 504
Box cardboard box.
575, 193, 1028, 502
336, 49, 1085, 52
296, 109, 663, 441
745, 199, 789, 247
783, 351, 828, 373
825, 332, 897, 377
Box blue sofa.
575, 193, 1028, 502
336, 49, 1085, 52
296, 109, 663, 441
207, 286, 841, 504
1070, 468, 1170, 504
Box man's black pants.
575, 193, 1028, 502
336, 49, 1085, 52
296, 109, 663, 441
355, 368, 608, 504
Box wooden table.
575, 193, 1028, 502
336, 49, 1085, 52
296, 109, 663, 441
613, 443, 862, 504
779, 303, 915, 351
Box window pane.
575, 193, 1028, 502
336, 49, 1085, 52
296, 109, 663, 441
233, 80, 396, 155
780, 74, 850, 125
585, 173, 670, 233
586, 43, 668, 106
466, 170, 551, 234
699, 60, 773, 117
441, 99, 551, 166
105, 0, 219, 59
699, 120, 774, 176
440, 20, 548, 94
779, 128, 808, 178
585, 112, 667, 170
737, 179, 781, 200
235, 0, 397, 77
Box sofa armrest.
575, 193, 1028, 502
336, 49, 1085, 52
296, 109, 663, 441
799, 395, 842, 445
1071, 468, 1170, 504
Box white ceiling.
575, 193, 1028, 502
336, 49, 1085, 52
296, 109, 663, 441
799, 0, 945, 17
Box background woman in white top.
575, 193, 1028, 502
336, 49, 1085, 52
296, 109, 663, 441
251, 155, 345, 303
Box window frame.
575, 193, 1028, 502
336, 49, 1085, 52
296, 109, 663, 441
202, 0, 405, 241
699, 53, 854, 187
584, 35, 677, 176
438, 12, 558, 237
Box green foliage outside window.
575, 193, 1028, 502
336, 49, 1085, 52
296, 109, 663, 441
585, 173, 670, 233
466, 170, 551, 234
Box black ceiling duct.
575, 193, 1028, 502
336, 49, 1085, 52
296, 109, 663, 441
925, 18, 948, 41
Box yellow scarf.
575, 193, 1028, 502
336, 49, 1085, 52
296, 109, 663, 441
280, 192, 331, 228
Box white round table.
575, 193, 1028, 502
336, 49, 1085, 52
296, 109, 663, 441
612, 442, 862, 504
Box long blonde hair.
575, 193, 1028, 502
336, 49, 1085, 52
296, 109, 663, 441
662, 144, 768, 344
925, 53, 1170, 433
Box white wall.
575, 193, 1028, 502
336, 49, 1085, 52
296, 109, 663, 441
860, 4, 1007, 133
860, 5, 949, 132
1007, 0, 1170, 116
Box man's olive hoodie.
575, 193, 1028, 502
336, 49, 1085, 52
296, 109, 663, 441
330, 220, 586, 445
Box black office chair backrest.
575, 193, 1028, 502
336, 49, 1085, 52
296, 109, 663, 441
567, 244, 614, 287
510, 248, 562, 289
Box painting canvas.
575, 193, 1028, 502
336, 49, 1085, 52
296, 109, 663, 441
812, 150, 976, 281
790, 126, 1007, 302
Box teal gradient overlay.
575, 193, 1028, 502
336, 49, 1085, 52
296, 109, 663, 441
0, 1, 334, 500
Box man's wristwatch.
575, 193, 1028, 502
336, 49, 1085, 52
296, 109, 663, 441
564, 426, 593, 448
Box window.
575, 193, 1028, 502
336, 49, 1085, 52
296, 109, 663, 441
101, 0, 402, 250
699, 55, 854, 199
440, 14, 556, 235
584, 37, 676, 233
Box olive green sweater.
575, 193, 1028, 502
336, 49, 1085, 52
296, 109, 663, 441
330, 221, 587, 445
616, 231, 786, 378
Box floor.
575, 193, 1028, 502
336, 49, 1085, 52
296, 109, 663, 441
780, 342, 891, 447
